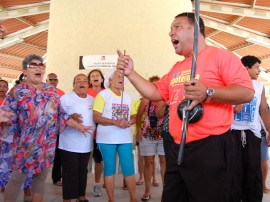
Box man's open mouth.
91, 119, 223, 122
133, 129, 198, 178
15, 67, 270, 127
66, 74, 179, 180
172, 39, 179, 45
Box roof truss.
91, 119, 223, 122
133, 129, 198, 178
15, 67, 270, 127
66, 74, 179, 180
203, 18, 270, 48
0, 22, 48, 49
0, 4, 49, 20
199, 2, 270, 19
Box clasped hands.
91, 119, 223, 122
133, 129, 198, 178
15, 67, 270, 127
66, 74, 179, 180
70, 113, 95, 136
80, 126, 95, 137
114, 119, 131, 129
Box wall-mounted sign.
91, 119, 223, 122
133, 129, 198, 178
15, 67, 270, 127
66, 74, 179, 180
79, 55, 118, 70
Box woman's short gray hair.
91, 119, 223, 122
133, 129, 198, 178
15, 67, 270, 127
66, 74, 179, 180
103, 69, 117, 88
22, 54, 44, 69
109, 70, 116, 80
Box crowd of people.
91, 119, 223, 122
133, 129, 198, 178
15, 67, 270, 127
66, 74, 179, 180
0, 12, 270, 202
0, 55, 93, 202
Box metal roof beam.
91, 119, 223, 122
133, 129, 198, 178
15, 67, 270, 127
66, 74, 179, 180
230, 43, 253, 51
0, 53, 24, 60
20, 42, 46, 50
252, 0, 257, 9
200, 0, 270, 11
207, 29, 221, 37
200, 0, 251, 7
0, 6, 36, 26
1, 1, 50, 10
206, 38, 227, 49
0, 4, 49, 20
0, 65, 21, 71
0, 72, 18, 79
0, 22, 48, 49
203, 18, 270, 48
16, 17, 35, 27
198, 2, 270, 19
0, 77, 13, 83
201, 14, 268, 37
260, 55, 270, 60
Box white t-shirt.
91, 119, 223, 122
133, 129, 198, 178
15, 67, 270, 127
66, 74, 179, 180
59, 92, 95, 153
231, 80, 263, 138
93, 89, 135, 144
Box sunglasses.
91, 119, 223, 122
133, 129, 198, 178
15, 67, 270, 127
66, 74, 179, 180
27, 62, 46, 69
48, 78, 58, 81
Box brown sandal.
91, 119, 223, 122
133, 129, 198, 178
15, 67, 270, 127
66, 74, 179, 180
141, 194, 151, 201
152, 181, 159, 187
136, 180, 144, 185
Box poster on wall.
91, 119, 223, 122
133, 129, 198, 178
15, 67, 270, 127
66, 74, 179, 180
79, 55, 118, 70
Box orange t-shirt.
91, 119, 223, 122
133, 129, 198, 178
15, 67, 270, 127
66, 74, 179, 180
87, 88, 99, 97
56, 88, 65, 97
155, 46, 254, 144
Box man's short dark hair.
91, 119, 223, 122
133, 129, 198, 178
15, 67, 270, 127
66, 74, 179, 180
22, 54, 44, 69
175, 12, 205, 37
241, 55, 261, 69
0, 79, 8, 87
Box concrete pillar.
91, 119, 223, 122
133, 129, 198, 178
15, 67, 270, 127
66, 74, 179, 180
46, 0, 191, 100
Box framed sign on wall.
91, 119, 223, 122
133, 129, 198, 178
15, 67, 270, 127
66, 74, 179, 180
79, 55, 118, 70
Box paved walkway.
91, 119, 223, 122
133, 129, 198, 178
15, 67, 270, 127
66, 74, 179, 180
0, 164, 270, 202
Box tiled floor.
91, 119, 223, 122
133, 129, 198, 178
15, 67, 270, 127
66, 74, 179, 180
0, 164, 270, 202
0, 171, 163, 202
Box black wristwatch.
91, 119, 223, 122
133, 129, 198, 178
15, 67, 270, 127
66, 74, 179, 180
205, 88, 215, 102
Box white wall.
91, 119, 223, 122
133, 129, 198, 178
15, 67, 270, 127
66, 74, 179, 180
46, 0, 192, 101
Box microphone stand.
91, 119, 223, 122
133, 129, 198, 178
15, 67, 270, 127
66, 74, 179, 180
177, 0, 200, 165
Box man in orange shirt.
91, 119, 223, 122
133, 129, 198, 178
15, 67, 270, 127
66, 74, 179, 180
46, 73, 65, 186
46, 73, 65, 97
116, 12, 254, 202
0, 79, 8, 106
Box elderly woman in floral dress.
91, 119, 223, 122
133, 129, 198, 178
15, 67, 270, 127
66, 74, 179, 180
0, 54, 92, 202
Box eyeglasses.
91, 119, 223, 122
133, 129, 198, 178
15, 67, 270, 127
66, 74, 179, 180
27, 62, 46, 69
48, 78, 58, 81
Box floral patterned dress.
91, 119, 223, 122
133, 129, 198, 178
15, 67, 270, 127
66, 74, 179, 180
142, 102, 164, 140
0, 139, 33, 189
0, 83, 69, 175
